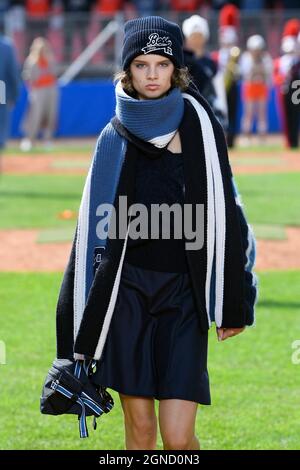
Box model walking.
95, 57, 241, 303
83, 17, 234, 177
55, 16, 258, 450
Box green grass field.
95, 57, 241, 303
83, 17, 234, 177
0, 172, 299, 236
0, 271, 300, 450
1, 149, 300, 450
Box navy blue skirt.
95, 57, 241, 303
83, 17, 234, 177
93, 261, 211, 405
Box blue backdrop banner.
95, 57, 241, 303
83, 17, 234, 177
10, 80, 281, 138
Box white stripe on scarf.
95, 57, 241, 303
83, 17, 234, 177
148, 130, 177, 148
183, 93, 226, 327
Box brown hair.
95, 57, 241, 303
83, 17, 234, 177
113, 66, 192, 98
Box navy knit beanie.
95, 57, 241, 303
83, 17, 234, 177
121, 16, 184, 70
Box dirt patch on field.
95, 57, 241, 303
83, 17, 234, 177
230, 151, 300, 174
0, 227, 299, 272
1, 155, 90, 174
0, 229, 71, 272
1, 143, 300, 176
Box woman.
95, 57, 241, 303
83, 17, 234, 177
20, 37, 58, 151
55, 16, 258, 450
240, 34, 273, 146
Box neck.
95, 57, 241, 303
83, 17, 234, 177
195, 48, 205, 58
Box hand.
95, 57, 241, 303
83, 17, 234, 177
216, 326, 246, 342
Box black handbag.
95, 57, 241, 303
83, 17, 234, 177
40, 358, 114, 438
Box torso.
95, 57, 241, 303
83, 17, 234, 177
124, 133, 188, 273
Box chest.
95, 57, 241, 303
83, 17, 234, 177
166, 130, 182, 153
134, 136, 185, 206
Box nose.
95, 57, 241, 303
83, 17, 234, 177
146, 65, 158, 80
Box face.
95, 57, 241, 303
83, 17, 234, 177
250, 49, 262, 60
129, 54, 175, 100
185, 32, 206, 52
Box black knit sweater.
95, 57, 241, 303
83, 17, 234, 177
124, 147, 189, 272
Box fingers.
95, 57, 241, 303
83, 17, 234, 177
222, 329, 237, 340
217, 327, 245, 341
217, 328, 234, 341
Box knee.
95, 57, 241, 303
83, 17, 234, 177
162, 432, 194, 450
125, 416, 157, 441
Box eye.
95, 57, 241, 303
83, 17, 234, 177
160, 63, 169, 67
135, 64, 145, 68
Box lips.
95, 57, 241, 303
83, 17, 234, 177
146, 84, 159, 89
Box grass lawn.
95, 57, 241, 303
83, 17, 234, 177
0, 172, 299, 233
0, 270, 300, 450
233, 172, 300, 227
0, 174, 84, 230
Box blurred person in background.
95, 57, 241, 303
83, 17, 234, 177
25, 0, 51, 51
90, 0, 125, 64
273, 19, 300, 148
6, 1, 26, 63
20, 37, 58, 151
132, 0, 161, 16
182, 14, 227, 130
211, 0, 241, 9
0, 29, 20, 164
280, 31, 300, 148
211, 4, 241, 148
0, 0, 10, 17
62, 0, 94, 63
239, 34, 273, 145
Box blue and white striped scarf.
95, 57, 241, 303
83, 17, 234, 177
115, 80, 185, 147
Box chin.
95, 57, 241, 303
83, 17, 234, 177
141, 89, 167, 100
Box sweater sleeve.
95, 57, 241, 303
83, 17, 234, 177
231, 176, 259, 326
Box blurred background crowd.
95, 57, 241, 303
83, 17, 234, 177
1, 1, 300, 64
0, 0, 300, 152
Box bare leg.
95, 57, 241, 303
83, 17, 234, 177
158, 398, 200, 450
119, 392, 157, 450
257, 98, 268, 143
240, 100, 255, 145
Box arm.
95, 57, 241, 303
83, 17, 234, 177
217, 175, 259, 341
